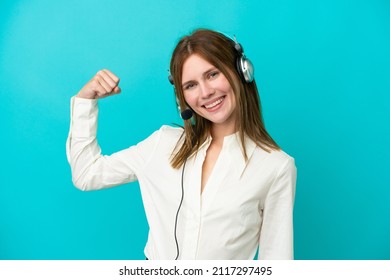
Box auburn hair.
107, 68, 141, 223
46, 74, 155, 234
169, 29, 279, 169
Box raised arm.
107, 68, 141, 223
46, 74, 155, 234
66, 70, 137, 191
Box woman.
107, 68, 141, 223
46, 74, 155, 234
66, 29, 297, 260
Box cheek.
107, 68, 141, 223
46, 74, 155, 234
220, 77, 234, 92
184, 93, 197, 107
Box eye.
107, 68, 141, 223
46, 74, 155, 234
184, 82, 197, 90
208, 71, 219, 80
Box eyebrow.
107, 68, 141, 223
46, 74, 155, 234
181, 67, 218, 88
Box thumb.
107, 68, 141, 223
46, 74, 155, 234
113, 86, 121, 94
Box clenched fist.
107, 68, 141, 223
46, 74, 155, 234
77, 69, 121, 99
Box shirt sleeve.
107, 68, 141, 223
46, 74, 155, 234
65, 96, 160, 191
258, 156, 297, 260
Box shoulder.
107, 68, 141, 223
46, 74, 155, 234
266, 150, 296, 184
157, 125, 184, 142
145, 125, 184, 150
159, 125, 184, 135
252, 145, 296, 174
133, 125, 183, 150
249, 147, 297, 199
267, 149, 295, 166
132, 125, 184, 163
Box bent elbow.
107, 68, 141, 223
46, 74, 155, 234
72, 178, 89, 191
71, 174, 94, 192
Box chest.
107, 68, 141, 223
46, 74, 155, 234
142, 138, 276, 217
201, 142, 222, 193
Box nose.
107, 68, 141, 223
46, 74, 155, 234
199, 81, 215, 99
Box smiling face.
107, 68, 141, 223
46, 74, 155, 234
181, 54, 237, 134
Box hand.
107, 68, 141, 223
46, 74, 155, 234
76, 69, 121, 99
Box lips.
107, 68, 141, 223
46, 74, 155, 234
203, 96, 225, 109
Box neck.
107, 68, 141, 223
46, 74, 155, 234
210, 122, 237, 144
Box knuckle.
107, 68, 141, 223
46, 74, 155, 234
92, 75, 100, 82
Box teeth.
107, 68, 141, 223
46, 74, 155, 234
204, 97, 224, 109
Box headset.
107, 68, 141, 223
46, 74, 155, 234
168, 34, 254, 260
233, 37, 255, 84
168, 35, 254, 121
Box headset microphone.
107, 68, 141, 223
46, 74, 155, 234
168, 75, 194, 120
180, 108, 193, 120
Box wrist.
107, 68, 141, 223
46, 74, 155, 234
76, 91, 96, 99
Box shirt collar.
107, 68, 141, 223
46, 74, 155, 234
200, 132, 257, 178
225, 132, 257, 178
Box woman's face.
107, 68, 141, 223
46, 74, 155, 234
181, 54, 237, 132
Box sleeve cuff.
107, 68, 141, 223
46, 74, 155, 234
69, 96, 99, 138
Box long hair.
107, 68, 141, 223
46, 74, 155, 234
169, 29, 279, 169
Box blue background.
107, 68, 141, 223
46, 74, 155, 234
0, 0, 389, 260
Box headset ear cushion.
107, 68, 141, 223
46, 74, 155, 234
168, 75, 174, 85
237, 56, 254, 83
242, 57, 254, 83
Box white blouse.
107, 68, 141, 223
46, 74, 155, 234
66, 97, 297, 260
